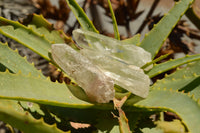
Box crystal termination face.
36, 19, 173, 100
51, 44, 115, 103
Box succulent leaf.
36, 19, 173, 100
0, 16, 68, 61
121, 34, 140, 45
0, 42, 45, 78
140, 0, 194, 59
0, 71, 95, 108
107, 0, 120, 40
134, 88, 200, 133
152, 61, 200, 99
147, 54, 200, 78
0, 99, 68, 133
65, 0, 99, 33
24, 14, 72, 44
0, 18, 51, 61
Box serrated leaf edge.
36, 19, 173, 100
0, 42, 45, 78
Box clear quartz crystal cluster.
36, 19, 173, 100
51, 29, 151, 103
73, 29, 151, 98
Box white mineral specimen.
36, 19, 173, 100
51, 29, 151, 100
73, 29, 152, 67
80, 49, 150, 98
51, 44, 115, 103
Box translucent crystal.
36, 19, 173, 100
80, 49, 150, 98
51, 44, 115, 103
73, 29, 152, 67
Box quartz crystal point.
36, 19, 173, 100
51, 44, 115, 103
80, 49, 150, 98
73, 29, 152, 67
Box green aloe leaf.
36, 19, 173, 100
141, 54, 169, 70
1, 71, 199, 132
139, 0, 194, 59
155, 120, 185, 133
0, 99, 68, 133
146, 54, 200, 78
0, 71, 115, 109
107, 0, 120, 40
24, 14, 72, 44
28, 25, 65, 44
0, 42, 45, 78
19, 101, 45, 117
0, 17, 52, 61
134, 88, 200, 133
24, 14, 53, 30
65, 0, 99, 33
0, 16, 69, 62
152, 61, 200, 99
121, 34, 140, 45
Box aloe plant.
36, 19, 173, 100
0, 0, 200, 132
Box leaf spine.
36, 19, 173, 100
164, 73, 168, 77
181, 90, 185, 93
5, 69, 10, 73
41, 34, 45, 37
197, 99, 200, 104
46, 76, 51, 81
193, 73, 198, 77
191, 94, 196, 100
14, 48, 18, 53
27, 72, 32, 77
23, 56, 27, 60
